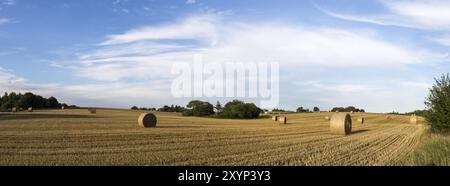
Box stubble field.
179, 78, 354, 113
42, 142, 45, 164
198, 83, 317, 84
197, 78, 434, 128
0, 109, 425, 165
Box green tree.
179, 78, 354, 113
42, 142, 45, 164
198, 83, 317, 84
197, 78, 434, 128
296, 107, 309, 113
0, 92, 11, 111
331, 107, 344, 112
9, 92, 18, 108
218, 100, 261, 119
46, 96, 60, 108
158, 105, 184, 112
18, 92, 34, 109
313, 106, 320, 112
0, 92, 72, 111
183, 100, 214, 116
344, 106, 356, 112
425, 73, 450, 133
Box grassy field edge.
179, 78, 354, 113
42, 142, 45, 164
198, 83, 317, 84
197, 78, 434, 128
397, 127, 449, 166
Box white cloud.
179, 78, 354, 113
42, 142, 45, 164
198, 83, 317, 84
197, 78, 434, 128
79, 42, 188, 61
67, 14, 444, 83
186, 0, 196, 4
0, 66, 173, 107
100, 14, 218, 45
0, 18, 12, 25
42, 13, 439, 111
0, 68, 60, 99
59, 81, 172, 107
207, 25, 430, 66
2, 64, 432, 112
0, 47, 26, 56
0, 67, 26, 87
321, 0, 450, 31
293, 79, 431, 112
1, 0, 15, 6
383, 0, 450, 29
319, 8, 418, 28
112, 0, 121, 5
430, 34, 450, 47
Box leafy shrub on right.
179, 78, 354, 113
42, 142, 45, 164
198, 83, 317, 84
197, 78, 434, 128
425, 73, 450, 133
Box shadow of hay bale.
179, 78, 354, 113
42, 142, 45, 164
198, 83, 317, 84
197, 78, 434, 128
0, 113, 99, 121
350, 129, 370, 135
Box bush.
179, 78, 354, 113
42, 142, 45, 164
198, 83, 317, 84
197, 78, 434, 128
296, 107, 310, 113
330, 106, 365, 113
217, 100, 262, 119
158, 105, 183, 112
425, 73, 450, 133
405, 109, 428, 117
272, 108, 291, 113
182, 100, 214, 116
313, 107, 320, 112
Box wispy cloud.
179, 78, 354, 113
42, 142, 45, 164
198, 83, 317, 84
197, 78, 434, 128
0, 18, 12, 25
293, 79, 431, 112
100, 14, 218, 45
0, 66, 173, 107
1, 0, 15, 6
40, 13, 439, 111
186, 0, 196, 4
71, 13, 444, 83
430, 34, 450, 47
0, 67, 26, 87
320, 0, 450, 31
0, 47, 26, 56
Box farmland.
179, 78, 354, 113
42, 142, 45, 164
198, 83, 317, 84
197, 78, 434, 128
0, 109, 425, 165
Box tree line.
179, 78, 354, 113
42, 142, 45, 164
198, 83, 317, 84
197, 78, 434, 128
132, 102, 368, 119
131, 105, 183, 112
0, 92, 76, 112
132, 100, 262, 119
330, 106, 365, 113
183, 100, 262, 119
278, 106, 364, 113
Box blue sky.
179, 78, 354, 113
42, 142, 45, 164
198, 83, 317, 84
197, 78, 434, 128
0, 0, 449, 112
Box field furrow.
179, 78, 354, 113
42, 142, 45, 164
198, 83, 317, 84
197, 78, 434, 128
0, 109, 425, 165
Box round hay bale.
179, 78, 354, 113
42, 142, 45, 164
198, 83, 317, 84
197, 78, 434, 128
88, 108, 96, 114
350, 111, 354, 114
138, 113, 157, 128
28, 107, 33, 112
325, 116, 330, 121
61, 106, 65, 110
357, 117, 364, 124
278, 116, 287, 124
330, 113, 352, 135
272, 115, 279, 121
410, 115, 417, 124
11, 107, 17, 112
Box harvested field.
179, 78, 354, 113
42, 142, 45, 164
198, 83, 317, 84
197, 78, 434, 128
0, 109, 425, 165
